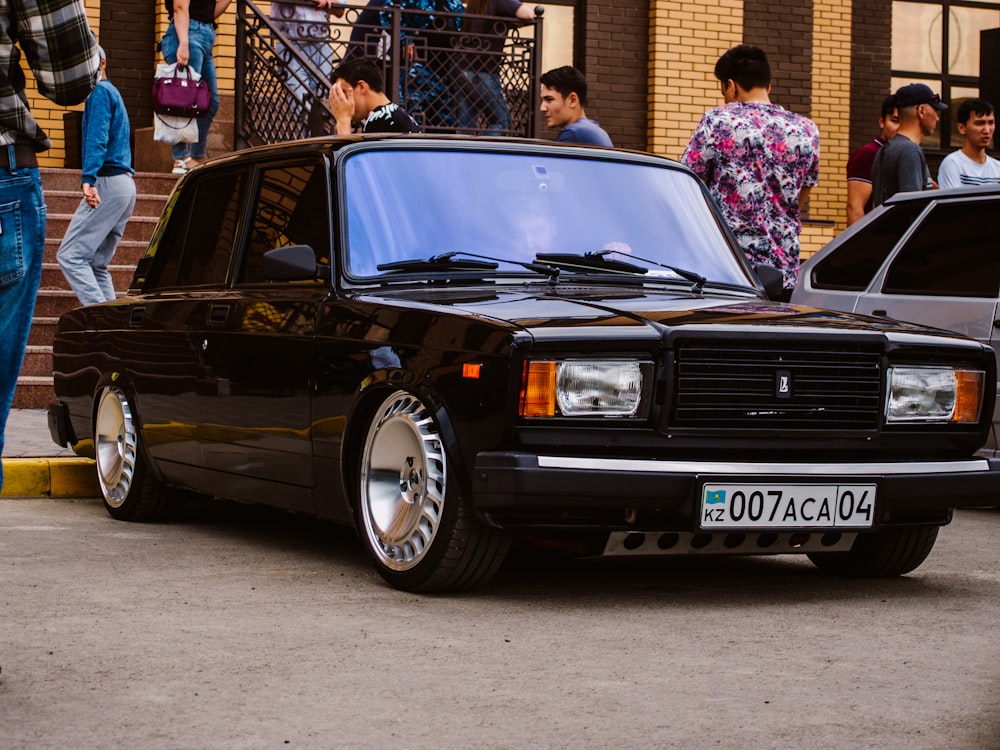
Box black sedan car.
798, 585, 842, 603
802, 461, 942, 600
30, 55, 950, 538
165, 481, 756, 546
49, 136, 1000, 591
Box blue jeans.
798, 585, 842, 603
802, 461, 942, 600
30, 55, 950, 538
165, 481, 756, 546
0, 153, 46, 491
160, 19, 220, 161
455, 69, 510, 135
57, 173, 136, 307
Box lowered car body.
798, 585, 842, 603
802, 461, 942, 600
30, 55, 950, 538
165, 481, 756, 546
49, 137, 1000, 591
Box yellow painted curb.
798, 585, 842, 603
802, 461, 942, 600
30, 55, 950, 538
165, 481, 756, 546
1, 458, 99, 498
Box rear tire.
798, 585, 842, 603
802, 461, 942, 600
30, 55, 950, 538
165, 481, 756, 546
807, 525, 939, 577
94, 386, 184, 522
356, 390, 510, 592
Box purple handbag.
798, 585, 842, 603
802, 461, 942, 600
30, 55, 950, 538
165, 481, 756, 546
152, 65, 211, 118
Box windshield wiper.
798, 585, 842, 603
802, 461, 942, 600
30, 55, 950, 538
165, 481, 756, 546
534, 252, 649, 276
378, 252, 499, 273
590, 249, 708, 293
535, 250, 711, 293
379, 251, 559, 279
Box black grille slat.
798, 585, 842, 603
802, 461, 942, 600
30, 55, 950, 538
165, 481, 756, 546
670, 341, 882, 430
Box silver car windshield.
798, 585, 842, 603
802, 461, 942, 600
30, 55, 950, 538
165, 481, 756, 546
342, 148, 752, 286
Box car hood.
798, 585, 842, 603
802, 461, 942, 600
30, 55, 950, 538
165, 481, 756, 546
357, 284, 965, 344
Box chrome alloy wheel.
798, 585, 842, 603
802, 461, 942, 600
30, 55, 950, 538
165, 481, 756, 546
94, 387, 139, 508
360, 392, 447, 572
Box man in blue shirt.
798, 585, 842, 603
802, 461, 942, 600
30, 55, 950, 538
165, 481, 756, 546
539, 66, 613, 146
58, 46, 136, 307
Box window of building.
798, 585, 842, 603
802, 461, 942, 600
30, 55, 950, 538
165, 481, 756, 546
892, 0, 1000, 149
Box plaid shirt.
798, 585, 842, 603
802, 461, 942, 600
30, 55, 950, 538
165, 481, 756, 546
0, 0, 99, 150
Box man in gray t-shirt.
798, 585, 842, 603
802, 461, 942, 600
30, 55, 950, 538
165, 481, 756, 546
871, 83, 948, 207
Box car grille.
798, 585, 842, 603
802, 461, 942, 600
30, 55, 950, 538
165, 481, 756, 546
670, 341, 882, 430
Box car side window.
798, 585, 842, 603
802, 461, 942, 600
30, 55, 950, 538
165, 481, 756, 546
810, 202, 924, 290
146, 170, 246, 290
882, 199, 1000, 298
237, 160, 331, 285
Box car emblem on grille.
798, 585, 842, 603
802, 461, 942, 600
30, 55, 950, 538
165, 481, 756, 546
776, 370, 791, 399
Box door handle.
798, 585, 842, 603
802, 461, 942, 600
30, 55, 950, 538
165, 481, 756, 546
871, 309, 887, 317
128, 306, 145, 327
208, 304, 231, 325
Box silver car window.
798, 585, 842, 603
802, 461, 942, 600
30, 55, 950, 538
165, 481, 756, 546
810, 202, 924, 291
883, 199, 1000, 298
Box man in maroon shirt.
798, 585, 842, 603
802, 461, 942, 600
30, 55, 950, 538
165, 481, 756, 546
846, 95, 899, 225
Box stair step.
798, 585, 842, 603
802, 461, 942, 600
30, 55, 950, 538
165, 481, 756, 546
41, 168, 179, 196
12, 377, 55, 409
44, 238, 147, 266
21, 346, 52, 377
40, 262, 136, 291
44, 190, 173, 218
47, 212, 159, 244
32, 289, 84, 318
28, 317, 59, 347
19, 168, 181, 398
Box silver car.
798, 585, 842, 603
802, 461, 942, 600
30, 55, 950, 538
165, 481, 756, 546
792, 184, 1000, 456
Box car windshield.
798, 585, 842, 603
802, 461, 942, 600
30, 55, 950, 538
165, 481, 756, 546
342, 148, 754, 287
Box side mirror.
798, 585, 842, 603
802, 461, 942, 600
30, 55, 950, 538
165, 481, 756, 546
261, 244, 331, 282
754, 264, 788, 302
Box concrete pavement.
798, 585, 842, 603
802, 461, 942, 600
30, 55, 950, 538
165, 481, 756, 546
1, 409, 98, 498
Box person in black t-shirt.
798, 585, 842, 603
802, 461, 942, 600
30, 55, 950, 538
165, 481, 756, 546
328, 58, 422, 133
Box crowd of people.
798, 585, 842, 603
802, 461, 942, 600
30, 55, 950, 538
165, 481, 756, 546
850, 84, 1000, 219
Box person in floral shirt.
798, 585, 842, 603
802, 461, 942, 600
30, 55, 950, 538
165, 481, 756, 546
682, 45, 819, 295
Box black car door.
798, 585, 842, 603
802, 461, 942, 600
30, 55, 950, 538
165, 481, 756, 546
126, 168, 247, 481
196, 157, 333, 509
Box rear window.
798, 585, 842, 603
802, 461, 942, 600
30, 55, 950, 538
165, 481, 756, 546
882, 199, 1000, 298
144, 170, 247, 291
810, 202, 924, 290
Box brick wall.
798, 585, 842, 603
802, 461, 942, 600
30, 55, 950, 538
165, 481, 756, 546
647, 0, 744, 159
101, 1, 158, 137
806, 0, 853, 248
744, 0, 813, 116
849, 0, 892, 153
577, 0, 650, 151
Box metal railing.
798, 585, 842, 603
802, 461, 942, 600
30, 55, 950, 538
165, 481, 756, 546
235, 0, 543, 148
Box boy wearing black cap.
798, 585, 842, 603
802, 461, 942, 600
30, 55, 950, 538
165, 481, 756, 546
871, 83, 948, 207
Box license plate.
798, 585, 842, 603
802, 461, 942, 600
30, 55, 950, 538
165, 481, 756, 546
700, 483, 876, 530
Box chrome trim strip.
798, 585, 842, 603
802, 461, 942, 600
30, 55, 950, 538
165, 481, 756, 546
536, 456, 991, 475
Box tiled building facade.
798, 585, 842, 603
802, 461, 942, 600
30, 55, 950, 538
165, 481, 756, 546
23, 0, 996, 257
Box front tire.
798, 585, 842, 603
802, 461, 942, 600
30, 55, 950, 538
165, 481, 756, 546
357, 390, 510, 592
807, 525, 940, 577
94, 386, 183, 522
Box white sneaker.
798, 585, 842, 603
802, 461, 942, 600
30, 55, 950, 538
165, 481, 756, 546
171, 159, 190, 175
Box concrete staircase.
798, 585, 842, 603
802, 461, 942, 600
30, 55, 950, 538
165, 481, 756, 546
15, 92, 237, 409
13, 168, 179, 409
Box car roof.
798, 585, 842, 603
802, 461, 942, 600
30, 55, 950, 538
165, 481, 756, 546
884, 182, 1000, 205
192, 134, 678, 171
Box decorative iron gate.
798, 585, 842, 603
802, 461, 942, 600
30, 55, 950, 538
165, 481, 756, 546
235, 0, 543, 147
